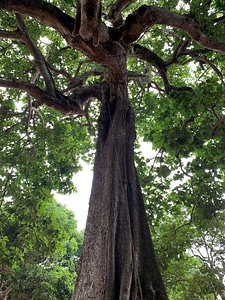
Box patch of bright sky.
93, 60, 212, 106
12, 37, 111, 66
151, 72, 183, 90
56, 161, 93, 231
176, 1, 190, 10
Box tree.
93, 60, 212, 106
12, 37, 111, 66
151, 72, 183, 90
149, 206, 225, 299
0, 194, 83, 299
0, 0, 225, 299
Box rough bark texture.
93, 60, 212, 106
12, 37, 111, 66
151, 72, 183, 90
72, 67, 168, 299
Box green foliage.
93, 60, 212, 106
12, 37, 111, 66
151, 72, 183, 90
0, 195, 83, 299
1, 0, 225, 299
131, 3, 225, 298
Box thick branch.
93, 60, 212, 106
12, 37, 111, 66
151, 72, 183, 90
0, 79, 105, 115
119, 5, 225, 53
108, 0, 136, 25
0, 0, 74, 37
71, 82, 107, 109
2, 1, 225, 57
15, 13, 56, 95
75, 0, 101, 47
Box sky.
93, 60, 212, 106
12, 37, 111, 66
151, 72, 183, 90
56, 162, 93, 230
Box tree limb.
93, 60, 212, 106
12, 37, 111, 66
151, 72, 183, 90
15, 13, 56, 96
46, 62, 73, 82
74, 0, 101, 47
108, 0, 136, 25
63, 69, 104, 93
2, 1, 225, 56
212, 115, 225, 138
0, 79, 105, 115
195, 56, 225, 85
165, 38, 190, 67
119, 5, 225, 53
0, 284, 12, 299
0, 28, 22, 39
0, 0, 74, 37
133, 44, 195, 95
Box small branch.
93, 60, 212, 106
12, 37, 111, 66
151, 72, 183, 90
0, 284, 12, 299
213, 15, 225, 24
191, 248, 209, 263
177, 48, 211, 57
182, 116, 196, 130
148, 81, 165, 94
211, 105, 219, 120
212, 115, 225, 138
148, 147, 164, 176
169, 84, 196, 96
194, 56, 225, 85
2, 120, 26, 135
133, 44, 195, 95
74, 59, 92, 79
63, 69, 104, 93
164, 271, 188, 283
0, 110, 28, 120
46, 61, 73, 81
165, 38, 190, 67
176, 154, 192, 179
174, 204, 196, 235
0, 28, 22, 39
172, 38, 188, 61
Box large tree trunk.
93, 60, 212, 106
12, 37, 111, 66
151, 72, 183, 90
72, 65, 168, 299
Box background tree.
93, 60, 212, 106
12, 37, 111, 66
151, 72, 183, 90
0, 194, 83, 299
1, 0, 225, 299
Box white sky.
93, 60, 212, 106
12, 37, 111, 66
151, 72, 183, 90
56, 162, 93, 230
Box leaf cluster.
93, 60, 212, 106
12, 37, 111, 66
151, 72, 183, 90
0, 195, 83, 299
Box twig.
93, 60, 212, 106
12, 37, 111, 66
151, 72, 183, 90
176, 154, 192, 179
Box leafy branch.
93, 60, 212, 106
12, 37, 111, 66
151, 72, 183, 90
0, 79, 98, 115
15, 13, 56, 96
133, 44, 196, 95
118, 5, 225, 53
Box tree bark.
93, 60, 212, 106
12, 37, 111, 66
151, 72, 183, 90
72, 66, 168, 299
